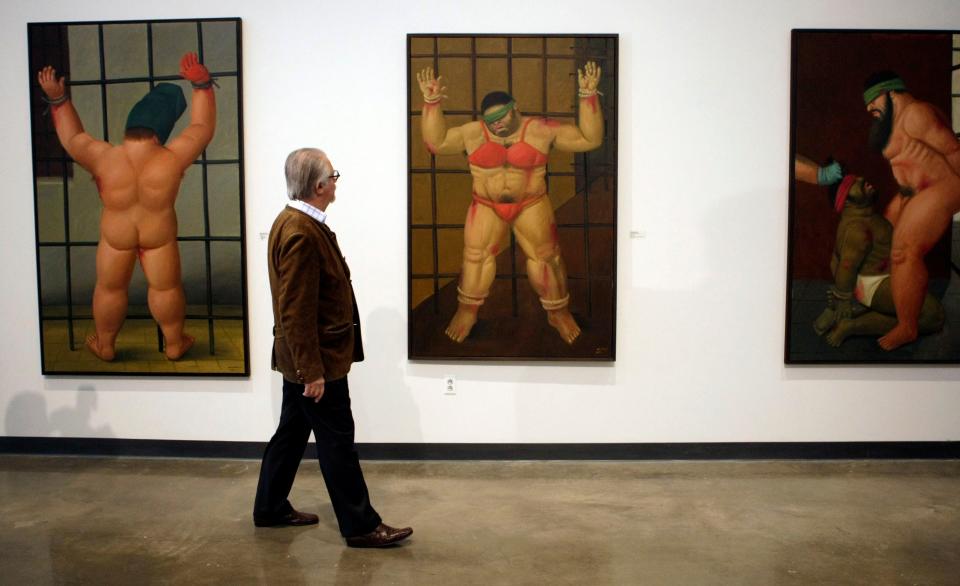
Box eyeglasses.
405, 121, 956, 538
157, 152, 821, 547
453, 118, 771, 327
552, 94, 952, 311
328, 170, 341, 183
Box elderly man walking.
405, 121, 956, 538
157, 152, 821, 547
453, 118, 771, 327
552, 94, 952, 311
253, 148, 412, 548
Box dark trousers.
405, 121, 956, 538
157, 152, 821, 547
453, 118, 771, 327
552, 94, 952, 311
253, 376, 381, 537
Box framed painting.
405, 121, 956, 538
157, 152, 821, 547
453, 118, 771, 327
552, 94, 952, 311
28, 18, 249, 375
407, 34, 618, 361
786, 29, 960, 364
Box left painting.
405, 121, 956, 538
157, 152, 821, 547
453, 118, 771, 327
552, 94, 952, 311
28, 19, 249, 376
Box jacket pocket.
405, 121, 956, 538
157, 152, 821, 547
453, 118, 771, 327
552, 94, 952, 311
318, 322, 352, 340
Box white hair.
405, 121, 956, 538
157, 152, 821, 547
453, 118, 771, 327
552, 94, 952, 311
284, 148, 332, 200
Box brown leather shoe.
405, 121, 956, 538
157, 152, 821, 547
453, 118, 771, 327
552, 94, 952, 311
345, 523, 413, 548
253, 508, 319, 528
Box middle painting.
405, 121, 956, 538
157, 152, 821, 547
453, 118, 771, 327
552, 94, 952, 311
408, 35, 618, 361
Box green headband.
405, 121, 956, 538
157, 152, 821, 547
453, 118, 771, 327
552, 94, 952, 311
863, 78, 906, 105
482, 101, 515, 123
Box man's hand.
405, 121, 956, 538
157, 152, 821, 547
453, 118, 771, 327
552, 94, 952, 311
179, 52, 211, 86
416, 67, 447, 104
578, 61, 601, 97
38, 66, 66, 101
817, 161, 844, 186
303, 376, 325, 403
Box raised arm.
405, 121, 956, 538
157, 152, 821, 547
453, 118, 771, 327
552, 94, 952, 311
554, 61, 604, 152
902, 102, 960, 175
37, 66, 110, 171
417, 67, 464, 155
167, 52, 216, 169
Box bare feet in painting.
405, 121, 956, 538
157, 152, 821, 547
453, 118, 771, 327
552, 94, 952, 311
813, 307, 837, 336
445, 304, 479, 343
877, 323, 917, 351
164, 333, 195, 360
825, 320, 853, 348
85, 334, 116, 362
547, 309, 581, 345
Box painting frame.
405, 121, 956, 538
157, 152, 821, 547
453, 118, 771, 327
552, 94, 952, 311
406, 33, 619, 362
28, 17, 250, 376
785, 29, 960, 365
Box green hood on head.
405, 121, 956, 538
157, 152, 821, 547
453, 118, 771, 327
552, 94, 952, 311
125, 83, 186, 144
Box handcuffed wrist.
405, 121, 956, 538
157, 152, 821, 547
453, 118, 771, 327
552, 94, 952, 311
42, 93, 68, 105
578, 88, 603, 98
423, 94, 443, 104
191, 77, 218, 90
829, 287, 853, 300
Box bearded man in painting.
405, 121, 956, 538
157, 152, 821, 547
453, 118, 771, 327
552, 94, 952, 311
862, 71, 960, 350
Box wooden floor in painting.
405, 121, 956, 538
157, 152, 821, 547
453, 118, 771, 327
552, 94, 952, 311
410, 277, 614, 361
40, 306, 246, 374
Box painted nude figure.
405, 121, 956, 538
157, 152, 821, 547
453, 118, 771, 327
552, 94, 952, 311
417, 62, 604, 344
862, 71, 960, 350
38, 53, 216, 360
813, 174, 944, 347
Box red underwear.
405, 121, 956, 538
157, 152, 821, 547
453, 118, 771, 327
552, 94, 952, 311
472, 192, 545, 223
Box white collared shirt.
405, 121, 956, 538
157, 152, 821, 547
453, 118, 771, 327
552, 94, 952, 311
287, 199, 328, 225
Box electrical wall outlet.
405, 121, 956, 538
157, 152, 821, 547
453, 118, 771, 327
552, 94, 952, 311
443, 375, 456, 395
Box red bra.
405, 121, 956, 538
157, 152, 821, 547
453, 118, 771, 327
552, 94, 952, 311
468, 118, 548, 169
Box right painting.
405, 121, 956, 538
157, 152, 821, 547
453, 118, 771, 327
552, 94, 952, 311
786, 30, 960, 364
407, 35, 618, 361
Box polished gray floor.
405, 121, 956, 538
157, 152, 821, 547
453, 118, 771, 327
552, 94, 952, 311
1, 456, 958, 584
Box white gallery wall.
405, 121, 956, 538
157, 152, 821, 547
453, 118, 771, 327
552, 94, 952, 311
1, 0, 958, 444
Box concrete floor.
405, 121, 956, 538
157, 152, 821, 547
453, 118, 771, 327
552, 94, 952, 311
1, 457, 958, 585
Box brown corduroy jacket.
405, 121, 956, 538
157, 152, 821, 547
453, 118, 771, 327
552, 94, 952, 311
268, 206, 363, 384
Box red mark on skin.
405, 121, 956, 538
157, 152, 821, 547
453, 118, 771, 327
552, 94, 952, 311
50, 104, 65, 127
423, 102, 439, 110
582, 94, 599, 113
465, 304, 480, 314
467, 201, 478, 225
541, 265, 551, 288
137, 248, 146, 264
490, 243, 499, 255
541, 117, 562, 128
918, 180, 930, 192
841, 260, 853, 269
424, 141, 437, 155
549, 223, 559, 245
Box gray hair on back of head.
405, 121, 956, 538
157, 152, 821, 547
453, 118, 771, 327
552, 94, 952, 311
284, 148, 331, 200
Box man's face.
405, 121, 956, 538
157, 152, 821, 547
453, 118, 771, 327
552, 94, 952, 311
867, 93, 895, 153
318, 157, 337, 204
484, 106, 520, 137
866, 94, 887, 120
849, 178, 877, 208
